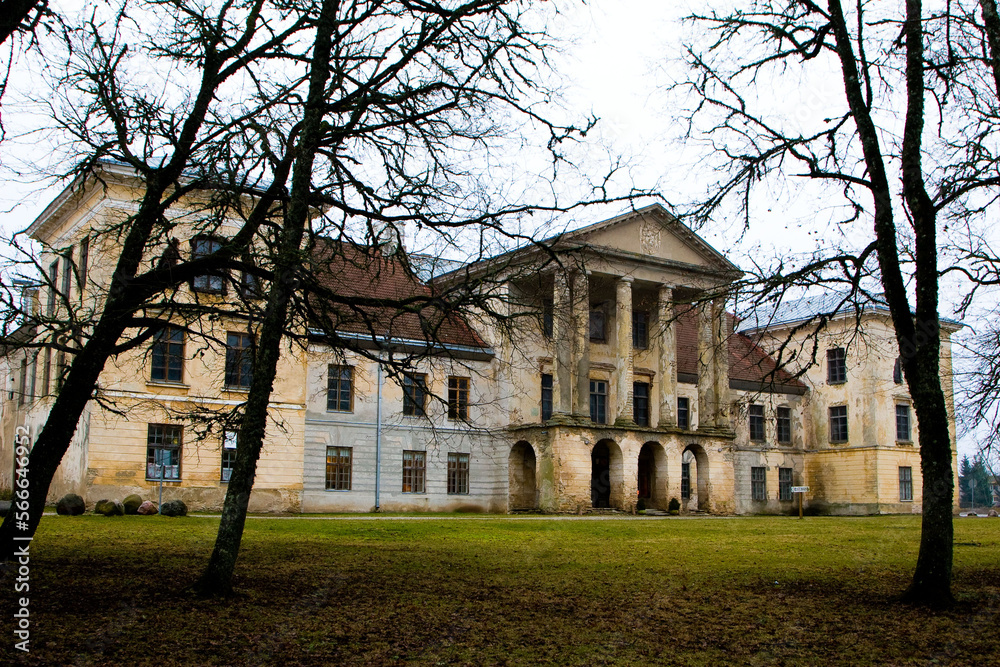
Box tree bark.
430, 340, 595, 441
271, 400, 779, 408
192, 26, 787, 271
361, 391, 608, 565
193, 0, 338, 597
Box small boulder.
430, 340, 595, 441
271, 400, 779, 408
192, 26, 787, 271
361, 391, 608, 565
988, 509, 998, 518
94, 499, 124, 517
122, 494, 143, 515
56, 494, 86, 516
159, 499, 187, 517
136, 500, 158, 515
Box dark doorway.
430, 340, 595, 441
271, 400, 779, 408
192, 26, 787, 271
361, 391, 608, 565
638, 446, 654, 500
592, 441, 611, 507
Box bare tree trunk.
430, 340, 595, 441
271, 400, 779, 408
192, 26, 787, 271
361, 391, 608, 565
194, 0, 337, 597
898, 0, 954, 607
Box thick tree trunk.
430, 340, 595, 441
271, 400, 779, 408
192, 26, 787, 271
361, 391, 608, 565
898, 0, 955, 607
0, 320, 124, 553
827, 0, 955, 605
193, 0, 337, 597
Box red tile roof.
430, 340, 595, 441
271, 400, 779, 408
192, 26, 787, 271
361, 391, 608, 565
309, 239, 488, 350
675, 305, 805, 390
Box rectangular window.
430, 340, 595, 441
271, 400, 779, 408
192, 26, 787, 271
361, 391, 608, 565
677, 396, 690, 429
325, 446, 352, 490
402, 373, 427, 416
402, 450, 426, 493
541, 373, 553, 421
542, 298, 553, 338
221, 430, 238, 482
829, 405, 849, 443
151, 327, 184, 383
827, 347, 847, 384
895, 404, 911, 442
447, 452, 470, 495
632, 310, 649, 349
225, 332, 254, 389
47, 260, 58, 316
78, 236, 89, 292
776, 406, 792, 444
633, 381, 650, 427
589, 379, 607, 424
17, 357, 27, 406
146, 424, 182, 480
589, 306, 606, 342
778, 467, 793, 501
751, 466, 767, 501
42, 348, 51, 396
192, 237, 225, 293
899, 466, 913, 501
326, 365, 354, 412
448, 376, 470, 421
681, 462, 691, 500
61, 250, 73, 302
748, 404, 766, 441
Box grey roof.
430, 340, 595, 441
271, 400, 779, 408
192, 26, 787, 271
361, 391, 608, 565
739, 291, 962, 333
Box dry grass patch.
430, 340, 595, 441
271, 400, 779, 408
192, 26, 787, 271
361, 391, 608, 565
4, 515, 999, 665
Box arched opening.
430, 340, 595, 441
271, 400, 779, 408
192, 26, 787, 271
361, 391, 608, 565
591, 439, 624, 509
682, 443, 710, 512
508, 441, 537, 510
637, 441, 668, 510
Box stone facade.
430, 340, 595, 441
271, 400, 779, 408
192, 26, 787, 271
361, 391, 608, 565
0, 171, 961, 515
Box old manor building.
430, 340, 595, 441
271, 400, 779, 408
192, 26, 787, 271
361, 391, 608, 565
0, 166, 961, 514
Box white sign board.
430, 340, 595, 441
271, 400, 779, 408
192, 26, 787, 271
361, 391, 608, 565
791, 486, 810, 493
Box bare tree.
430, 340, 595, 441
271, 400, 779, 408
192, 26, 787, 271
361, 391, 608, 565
671, 0, 1000, 606
1, 0, 640, 588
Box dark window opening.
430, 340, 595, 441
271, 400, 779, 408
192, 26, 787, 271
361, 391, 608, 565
633, 381, 650, 427
748, 404, 766, 441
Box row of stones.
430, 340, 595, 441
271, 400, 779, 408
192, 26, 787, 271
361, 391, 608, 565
55, 493, 187, 517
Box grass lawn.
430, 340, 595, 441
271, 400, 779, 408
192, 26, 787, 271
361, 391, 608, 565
5, 514, 999, 666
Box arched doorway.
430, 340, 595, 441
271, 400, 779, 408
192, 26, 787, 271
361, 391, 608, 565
591, 439, 624, 509
682, 444, 710, 512
638, 441, 668, 509
508, 441, 537, 510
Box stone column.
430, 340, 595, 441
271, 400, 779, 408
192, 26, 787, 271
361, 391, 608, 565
712, 296, 731, 428
614, 277, 635, 425
696, 298, 716, 429
552, 271, 573, 416
657, 285, 677, 428
572, 271, 590, 419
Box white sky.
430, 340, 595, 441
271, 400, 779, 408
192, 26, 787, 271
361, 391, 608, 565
0, 0, 988, 459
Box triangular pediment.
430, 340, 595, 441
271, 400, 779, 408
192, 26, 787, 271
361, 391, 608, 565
567, 204, 737, 273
